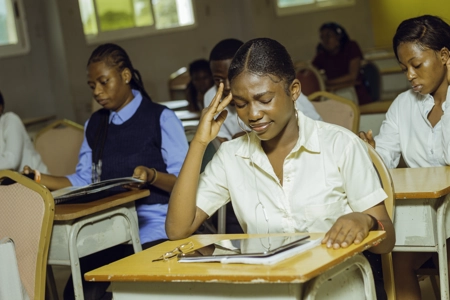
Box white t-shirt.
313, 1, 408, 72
196, 111, 386, 233
374, 88, 450, 169
203, 86, 322, 140
0, 112, 48, 173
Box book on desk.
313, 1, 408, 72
178, 234, 321, 265
51, 177, 144, 204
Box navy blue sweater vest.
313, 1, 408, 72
86, 98, 170, 205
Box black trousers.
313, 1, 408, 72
363, 251, 387, 300
63, 239, 166, 300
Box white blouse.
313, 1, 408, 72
196, 111, 386, 233
0, 112, 48, 173
374, 88, 450, 169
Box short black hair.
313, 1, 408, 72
188, 59, 211, 76
209, 39, 244, 62
228, 38, 295, 95
393, 15, 450, 59
0, 91, 3, 107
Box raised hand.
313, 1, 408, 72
192, 83, 232, 146
358, 130, 375, 148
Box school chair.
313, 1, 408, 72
34, 119, 84, 176
0, 170, 55, 300
294, 61, 326, 96
361, 60, 382, 102
366, 142, 396, 300
168, 66, 190, 100
308, 91, 360, 133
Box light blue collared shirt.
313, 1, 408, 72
66, 90, 188, 244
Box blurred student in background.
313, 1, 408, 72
185, 59, 214, 112
312, 22, 372, 105
0, 91, 48, 173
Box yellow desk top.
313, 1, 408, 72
85, 231, 385, 284
390, 166, 450, 199
54, 189, 150, 221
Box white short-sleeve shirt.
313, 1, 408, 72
374, 88, 450, 169
196, 111, 386, 233
203, 86, 322, 140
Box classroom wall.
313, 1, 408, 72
0, 0, 375, 124
370, 0, 450, 48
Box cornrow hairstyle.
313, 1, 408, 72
228, 38, 296, 96
87, 43, 152, 101
209, 39, 244, 62
188, 59, 211, 76
393, 15, 450, 60
316, 22, 350, 54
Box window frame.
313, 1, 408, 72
274, 0, 355, 16
80, 0, 197, 45
0, 0, 30, 58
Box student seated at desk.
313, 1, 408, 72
185, 59, 214, 112
204, 38, 322, 143
359, 15, 450, 300
312, 22, 372, 105
138, 37, 395, 296
24, 43, 188, 300
0, 90, 48, 173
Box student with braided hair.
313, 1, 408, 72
24, 43, 188, 299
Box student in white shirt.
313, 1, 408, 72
359, 15, 450, 300
158, 38, 394, 254
204, 38, 321, 142
0, 91, 48, 173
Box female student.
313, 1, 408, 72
139, 38, 395, 254
312, 22, 372, 105
0, 91, 48, 173
185, 59, 214, 112
25, 43, 188, 299
359, 15, 450, 300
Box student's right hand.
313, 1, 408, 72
192, 83, 232, 146
22, 165, 41, 182
358, 130, 375, 148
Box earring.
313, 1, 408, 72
126, 80, 129, 84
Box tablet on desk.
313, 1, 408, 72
178, 234, 321, 265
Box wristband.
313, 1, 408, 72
149, 168, 158, 185
367, 214, 383, 231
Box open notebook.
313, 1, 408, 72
178, 235, 321, 265
51, 177, 144, 204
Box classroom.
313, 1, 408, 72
2, 0, 450, 299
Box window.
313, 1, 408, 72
0, 0, 29, 58
78, 0, 195, 44
275, 0, 355, 16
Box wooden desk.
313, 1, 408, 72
48, 189, 149, 300
86, 232, 385, 300
390, 166, 450, 299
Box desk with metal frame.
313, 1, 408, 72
85, 232, 385, 300
47, 189, 149, 300
390, 166, 450, 299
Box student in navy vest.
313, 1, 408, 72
24, 43, 188, 299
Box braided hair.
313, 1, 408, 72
87, 43, 152, 101
228, 38, 296, 96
